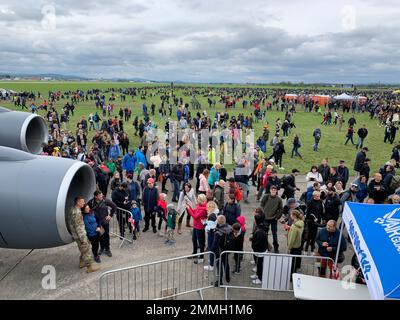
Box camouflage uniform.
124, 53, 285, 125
68, 206, 93, 267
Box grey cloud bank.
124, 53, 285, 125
0, 0, 399, 83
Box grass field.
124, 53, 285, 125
0, 81, 395, 174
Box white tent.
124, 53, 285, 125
334, 93, 355, 100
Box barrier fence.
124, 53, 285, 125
217, 251, 336, 300
99, 252, 216, 300
108, 207, 134, 248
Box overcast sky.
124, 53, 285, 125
0, 0, 399, 83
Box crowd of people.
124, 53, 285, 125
4, 86, 400, 286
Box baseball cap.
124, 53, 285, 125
287, 198, 296, 205
351, 183, 359, 188
147, 178, 155, 184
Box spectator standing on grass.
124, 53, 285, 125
313, 128, 322, 151
356, 124, 368, 149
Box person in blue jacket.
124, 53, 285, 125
130, 201, 142, 240
316, 220, 347, 277
82, 204, 102, 263
108, 140, 121, 161
135, 146, 147, 169
122, 149, 136, 175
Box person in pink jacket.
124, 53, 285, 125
198, 169, 210, 195
186, 194, 208, 264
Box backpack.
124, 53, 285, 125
221, 230, 235, 251
390, 175, 400, 192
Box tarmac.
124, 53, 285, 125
0, 175, 355, 300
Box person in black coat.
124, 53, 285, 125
222, 194, 242, 226
282, 169, 300, 199
318, 159, 331, 184
304, 191, 325, 253
359, 158, 371, 181
111, 183, 131, 237
337, 161, 349, 189
324, 190, 341, 222
251, 214, 268, 284
266, 172, 281, 194
142, 179, 160, 232
367, 173, 387, 204
354, 147, 368, 179
232, 222, 245, 274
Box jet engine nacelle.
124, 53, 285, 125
0, 107, 96, 249
0, 107, 48, 154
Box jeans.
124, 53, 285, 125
207, 231, 215, 266
265, 219, 279, 250
172, 179, 181, 201
345, 136, 354, 145
313, 143, 319, 151
192, 229, 206, 258
216, 253, 230, 284
89, 122, 95, 131
356, 137, 365, 148
291, 146, 302, 158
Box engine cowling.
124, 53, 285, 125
0, 107, 48, 154
0, 107, 96, 249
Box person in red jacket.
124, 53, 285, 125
156, 193, 167, 237
186, 194, 208, 264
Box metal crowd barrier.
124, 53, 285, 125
217, 251, 336, 300
99, 252, 216, 300
108, 207, 134, 248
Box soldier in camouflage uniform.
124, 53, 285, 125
68, 196, 100, 273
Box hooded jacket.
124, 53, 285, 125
251, 223, 268, 253
287, 220, 304, 250
122, 153, 136, 172
212, 223, 232, 256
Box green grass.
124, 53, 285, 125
0, 81, 394, 174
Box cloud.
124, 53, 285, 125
0, 0, 399, 83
